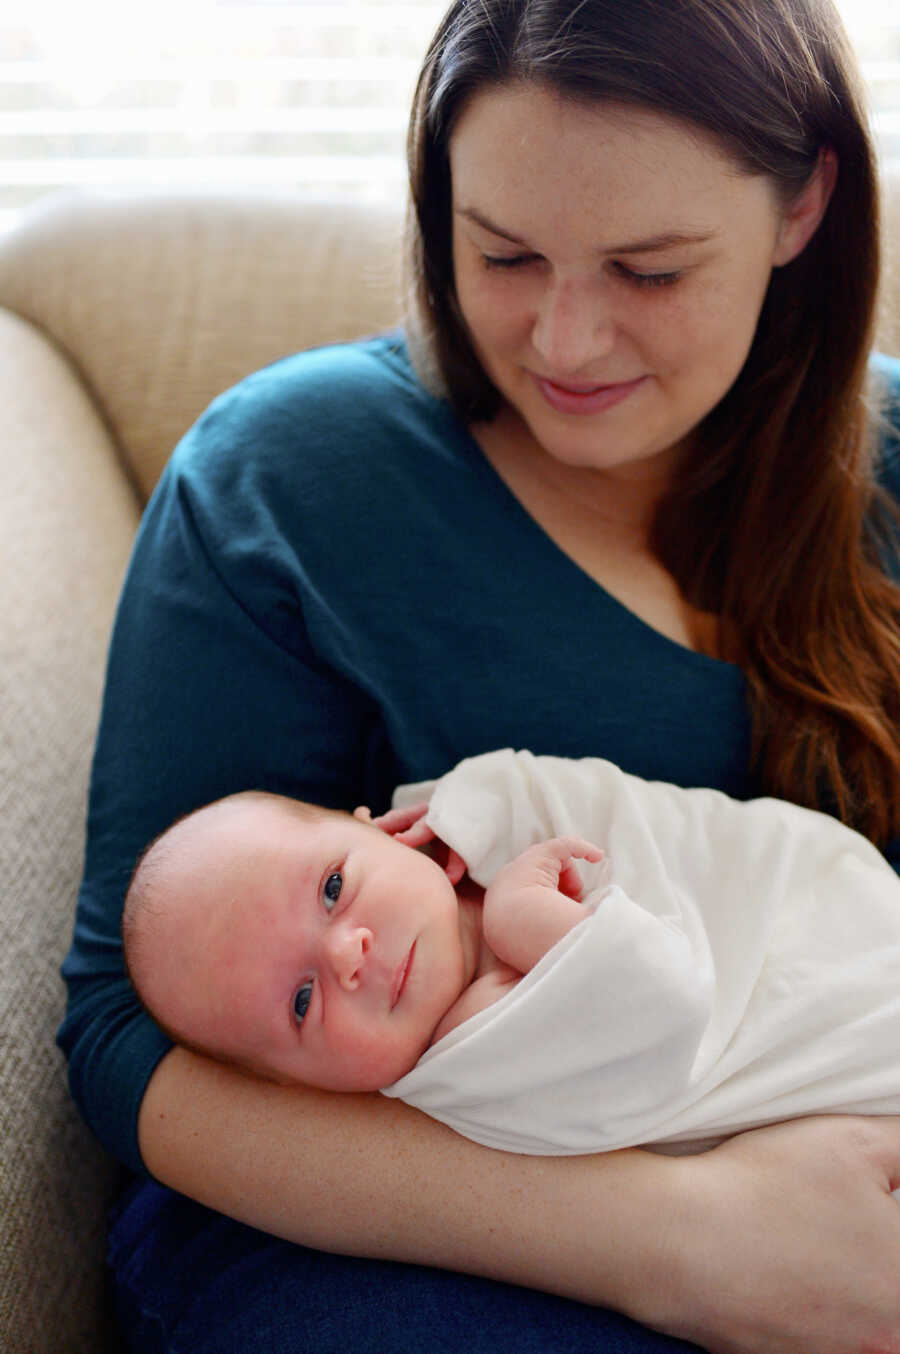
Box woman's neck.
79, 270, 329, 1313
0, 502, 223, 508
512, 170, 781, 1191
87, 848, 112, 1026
470, 406, 722, 657
473, 403, 679, 542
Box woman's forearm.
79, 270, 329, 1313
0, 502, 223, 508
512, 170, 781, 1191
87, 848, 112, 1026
140, 1051, 900, 1352
138, 1047, 674, 1309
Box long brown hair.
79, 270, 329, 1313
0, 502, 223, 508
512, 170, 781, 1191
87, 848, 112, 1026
406, 0, 900, 846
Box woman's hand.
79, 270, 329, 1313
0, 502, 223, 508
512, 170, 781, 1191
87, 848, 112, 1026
640, 1115, 900, 1353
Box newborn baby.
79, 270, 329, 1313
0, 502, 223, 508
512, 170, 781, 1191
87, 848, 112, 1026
124, 749, 900, 1155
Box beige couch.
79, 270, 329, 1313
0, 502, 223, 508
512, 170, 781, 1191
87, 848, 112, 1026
1, 177, 898, 1354
0, 188, 404, 1354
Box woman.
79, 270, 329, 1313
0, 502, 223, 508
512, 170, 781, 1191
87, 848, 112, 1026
60, 1, 900, 1350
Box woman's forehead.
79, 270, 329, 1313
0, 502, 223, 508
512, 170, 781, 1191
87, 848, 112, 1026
449, 85, 778, 255
450, 85, 744, 198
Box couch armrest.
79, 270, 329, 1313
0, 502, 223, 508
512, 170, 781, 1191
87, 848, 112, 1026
0, 309, 140, 1354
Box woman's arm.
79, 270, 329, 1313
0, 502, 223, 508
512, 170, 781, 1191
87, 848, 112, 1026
141, 1050, 900, 1353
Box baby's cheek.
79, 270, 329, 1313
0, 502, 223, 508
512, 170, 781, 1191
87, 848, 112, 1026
322, 1025, 422, 1092
368, 1029, 432, 1089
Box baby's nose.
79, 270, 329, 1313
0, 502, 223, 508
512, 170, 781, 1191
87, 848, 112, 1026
328, 925, 373, 990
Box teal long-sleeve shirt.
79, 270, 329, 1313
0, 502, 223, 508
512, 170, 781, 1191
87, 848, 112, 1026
57, 334, 900, 1174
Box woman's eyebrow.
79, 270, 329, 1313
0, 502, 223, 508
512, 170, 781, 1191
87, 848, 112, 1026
455, 206, 531, 244
455, 205, 717, 254
607, 230, 717, 255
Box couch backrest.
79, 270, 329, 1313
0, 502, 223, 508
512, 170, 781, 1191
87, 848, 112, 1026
0, 190, 405, 502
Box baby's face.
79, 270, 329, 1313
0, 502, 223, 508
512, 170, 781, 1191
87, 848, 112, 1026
146, 794, 467, 1090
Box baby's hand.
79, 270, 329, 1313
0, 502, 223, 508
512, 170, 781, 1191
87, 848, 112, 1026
494, 836, 606, 901
482, 837, 606, 971
355, 801, 430, 841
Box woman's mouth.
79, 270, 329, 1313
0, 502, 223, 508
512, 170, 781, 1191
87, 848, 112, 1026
533, 373, 647, 416
391, 942, 416, 1009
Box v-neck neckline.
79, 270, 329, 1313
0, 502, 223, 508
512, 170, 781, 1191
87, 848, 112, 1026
435, 396, 742, 678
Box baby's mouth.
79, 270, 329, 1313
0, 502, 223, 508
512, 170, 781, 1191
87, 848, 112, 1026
391, 941, 416, 1009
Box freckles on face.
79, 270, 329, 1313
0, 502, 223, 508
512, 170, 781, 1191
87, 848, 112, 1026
448, 84, 788, 474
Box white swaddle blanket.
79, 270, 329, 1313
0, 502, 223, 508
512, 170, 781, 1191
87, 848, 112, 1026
380, 749, 900, 1154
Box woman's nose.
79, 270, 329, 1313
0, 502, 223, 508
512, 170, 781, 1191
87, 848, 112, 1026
531, 276, 614, 374
326, 924, 373, 990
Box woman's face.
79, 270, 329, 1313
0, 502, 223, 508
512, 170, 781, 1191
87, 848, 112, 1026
450, 84, 819, 482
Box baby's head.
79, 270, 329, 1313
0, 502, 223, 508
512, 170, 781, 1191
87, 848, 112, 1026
123, 791, 466, 1090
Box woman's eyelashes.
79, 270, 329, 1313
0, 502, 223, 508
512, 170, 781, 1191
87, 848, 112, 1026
480, 252, 681, 288
480, 251, 539, 271
613, 262, 681, 288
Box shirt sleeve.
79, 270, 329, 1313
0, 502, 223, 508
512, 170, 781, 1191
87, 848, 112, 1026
57, 362, 380, 1173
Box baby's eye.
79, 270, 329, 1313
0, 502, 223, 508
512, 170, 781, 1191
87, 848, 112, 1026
293, 981, 313, 1027
323, 871, 343, 910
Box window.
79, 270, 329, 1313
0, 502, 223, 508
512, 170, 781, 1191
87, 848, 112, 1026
847, 0, 900, 170
0, 1, 447, 229
0, 0, 897, 233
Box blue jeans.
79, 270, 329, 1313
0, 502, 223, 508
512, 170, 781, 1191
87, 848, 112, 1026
108, 1178, 704, 1353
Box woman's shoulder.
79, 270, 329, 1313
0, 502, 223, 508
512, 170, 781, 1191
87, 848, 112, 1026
173, 331, 448, 476
154, 330, 476, 556
213, 328, 428, 421
234, 330, 423, 410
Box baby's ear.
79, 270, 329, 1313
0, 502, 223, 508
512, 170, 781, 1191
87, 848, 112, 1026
352, 805, 373, 823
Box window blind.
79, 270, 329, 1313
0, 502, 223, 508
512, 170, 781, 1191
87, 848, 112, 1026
0, 0, 897, 233
0, 1, 447, 230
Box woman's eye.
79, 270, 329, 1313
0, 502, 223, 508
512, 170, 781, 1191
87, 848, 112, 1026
481, 252, 537, 271
323, 871, 343, 910
615, 263, 681, 289
293, 981, 313, 1027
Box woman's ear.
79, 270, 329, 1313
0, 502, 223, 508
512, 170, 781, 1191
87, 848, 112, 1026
772, 146, 838, 266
